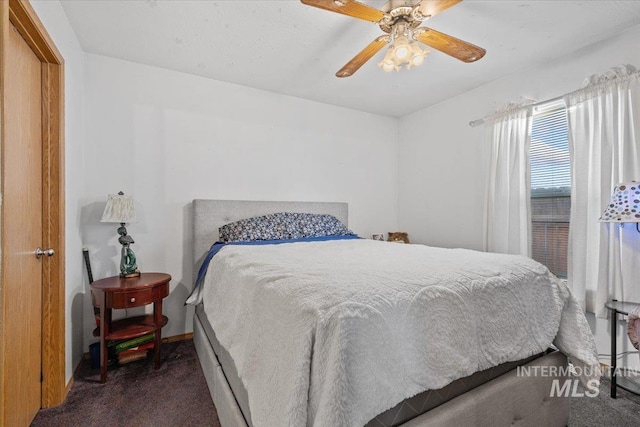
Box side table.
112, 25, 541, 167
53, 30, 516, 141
605, 299, 640, 398
91, 272, 171, 383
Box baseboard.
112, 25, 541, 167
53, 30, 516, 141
162, 332, 194, 344
63, 354, 84, 401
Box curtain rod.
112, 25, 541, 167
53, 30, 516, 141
469, 65, 640, 128
468, 95, 565, 128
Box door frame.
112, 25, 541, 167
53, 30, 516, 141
0, 0, 66, 411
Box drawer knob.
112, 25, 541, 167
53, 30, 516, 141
130, 297, 136, 303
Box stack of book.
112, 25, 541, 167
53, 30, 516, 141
109, 333, 155, 365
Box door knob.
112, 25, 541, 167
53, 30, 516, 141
35, 247, 55, 259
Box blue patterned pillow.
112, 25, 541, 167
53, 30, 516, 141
219, 212, 353, 242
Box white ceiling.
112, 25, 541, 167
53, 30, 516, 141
60, 0, 640, 117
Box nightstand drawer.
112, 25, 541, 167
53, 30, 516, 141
109, 288, 154, 308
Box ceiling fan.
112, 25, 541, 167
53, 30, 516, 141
300, 0, 486, 77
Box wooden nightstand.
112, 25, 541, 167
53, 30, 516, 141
91, 272, 171, 382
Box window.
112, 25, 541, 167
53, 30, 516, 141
530, 103, 570, 278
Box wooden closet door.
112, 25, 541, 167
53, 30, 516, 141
2, 22, 44, 427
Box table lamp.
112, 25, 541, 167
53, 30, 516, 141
599, 181, 640, 232
101, 191, 140, 277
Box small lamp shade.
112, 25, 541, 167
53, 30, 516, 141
101, 192, 137, 224
599, 181, 640, 222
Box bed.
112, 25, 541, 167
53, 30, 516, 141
190, 199, 598, 427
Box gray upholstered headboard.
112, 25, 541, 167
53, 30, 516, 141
192, 199, 348, 273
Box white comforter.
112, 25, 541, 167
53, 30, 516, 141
198, 239, 599, 427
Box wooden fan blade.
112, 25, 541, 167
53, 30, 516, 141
301, 0, 385, 23
416, 27, 485, 62
336, 35, 390, 78
417, 0, 462, 19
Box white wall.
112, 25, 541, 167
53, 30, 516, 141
30, 0, 85, 384
81, 53, 398, 348
398, 24, 640, 368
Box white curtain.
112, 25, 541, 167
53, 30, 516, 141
565, 65, 640, 316
484, 108, 532, 256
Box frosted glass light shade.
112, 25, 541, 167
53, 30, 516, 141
101, 193, 137, 223
599, 181, 640, 222
393, 36, 410, 60
378, 46, 398, 72
407, 44, 428, 69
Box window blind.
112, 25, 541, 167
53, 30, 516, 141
530, 107, 570, 196
530, 106, 570, 278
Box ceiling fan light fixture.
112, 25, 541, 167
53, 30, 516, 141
381, 30, 427, 72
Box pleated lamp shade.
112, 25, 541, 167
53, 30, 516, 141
100, 192, 137, 224
599, 181, 640, 222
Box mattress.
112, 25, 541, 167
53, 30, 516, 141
196, 304, 550, 427
192, 238, 599, 426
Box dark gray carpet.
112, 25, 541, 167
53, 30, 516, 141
569, 377, 640, 426
32, 340, 640, 426
32, 339, 220, 427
